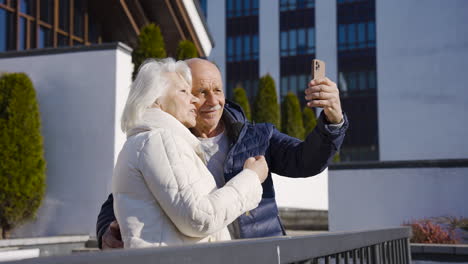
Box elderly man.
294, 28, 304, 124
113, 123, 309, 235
97, 58, 348, 249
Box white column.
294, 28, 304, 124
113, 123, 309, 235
259, 0, 280, 99
315, 0, 338, 84
207, 0, 226, 89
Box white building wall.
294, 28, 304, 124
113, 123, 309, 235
329, 167, 468, 231
0, 44, 132, 237
206, 0, 226, 89
273, 170, 328, 210
259, 0, 280, 97
377, 0, 468, 160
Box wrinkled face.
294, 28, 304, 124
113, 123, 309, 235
189, 61, 225, 135
157, 73, 199, 128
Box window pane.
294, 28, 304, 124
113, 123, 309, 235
244, 35, 251, 60
252, 0, 258, 15
39, 26, 52, 48
358, 23, 365, 48
368, 71, 376, 89
19, 17, 27, 50
348, 24, 356, 49
0, 9, 15, 51
299, 74, 307, 92
236, 0, 242, 17
74, 0, 84, 38
368, 22, 376, 47
243, 0, 250, 16
281, 31, 288, 51
280, 0, 288, 11
236, 35, 242, 61
58, 34, 68, 47
252, 34, 259, 59
297, 28, 306, 54
227, 37, 233, 62
297, 0, 306, 9
288, 0, 295, 11
281, 76, 288, 96
358, 71, 366, 90
59, 0, 70, 32
307, 27, 314, 54
227, 0, 233, 17
306, 0, 314, 8
289, 29, 296, 56
40, 0, 53, 24
289, 75, 297, 93
20, 0, 35, 15
348, 72, 356, 91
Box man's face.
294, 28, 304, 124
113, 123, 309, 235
189, 61, 225, 135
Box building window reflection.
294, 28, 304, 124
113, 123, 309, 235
227, 0, 259, 18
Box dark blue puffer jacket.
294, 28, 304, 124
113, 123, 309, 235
96, 100, 348, 247
220, 100, 348, 238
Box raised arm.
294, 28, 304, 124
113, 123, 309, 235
269, 111, 348, 177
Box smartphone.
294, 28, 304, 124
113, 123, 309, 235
312, 59, 326, 80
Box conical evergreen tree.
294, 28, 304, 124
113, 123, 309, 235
253, 74, 280, 129
176, 40, 198, 60
282, 92, 305, 139
132, 23, 167, 79
233, 85, 251, 121
0, 73, 46, 238
303, 106, 317, 136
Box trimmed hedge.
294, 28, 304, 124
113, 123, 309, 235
303, 106, 317, 136
282, 93, 305, 140
232, 85, 251, 121
253, 74, 280, 129
0, 73, 46, 238
132, 23, 167, 79
176, 40, 199, 60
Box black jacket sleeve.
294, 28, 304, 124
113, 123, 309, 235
96, 193, 116, 249
268, 111, 348, 177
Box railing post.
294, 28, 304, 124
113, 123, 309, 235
372, 244, 381, 264
405, 238, 412, 264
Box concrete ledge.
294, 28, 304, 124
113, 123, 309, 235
0, 248, 39, 262
0, 42, 132, 59
411, 243, 468, 255
329, 159, 468, 170
0, 235, 90, 247
279, 208, 328, 230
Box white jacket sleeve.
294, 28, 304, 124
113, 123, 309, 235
138, 131, 263, 238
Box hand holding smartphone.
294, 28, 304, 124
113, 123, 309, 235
311, 59, 326, 80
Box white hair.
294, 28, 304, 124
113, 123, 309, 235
121, 58, 192, 133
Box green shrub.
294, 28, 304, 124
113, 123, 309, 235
0, 73, 46, 238
302, 106, 317, 136
232, 85, 251, 121
176, 40, 198, 60
132, 23, 167, 79
253, 74, 280, 129
282, 93, 305, 139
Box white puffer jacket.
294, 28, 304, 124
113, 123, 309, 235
112, 108, 263, 248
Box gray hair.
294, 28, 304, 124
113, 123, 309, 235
121, 58, 192, 133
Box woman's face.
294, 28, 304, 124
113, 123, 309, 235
157, 73, 199, 128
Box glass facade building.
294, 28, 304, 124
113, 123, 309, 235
0, 0, 101, 52
225, 0, 259, 100
279, 0, 315, 103
337, 0, 378, 161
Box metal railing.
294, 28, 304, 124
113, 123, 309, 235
5, 227, 411, 264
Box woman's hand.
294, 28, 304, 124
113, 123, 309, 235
244, 156, 268, 183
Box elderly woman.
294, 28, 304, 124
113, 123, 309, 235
113, 58, 267, 248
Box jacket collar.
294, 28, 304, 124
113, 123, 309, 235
222, 100, 247, 142
127, 108, 204, 161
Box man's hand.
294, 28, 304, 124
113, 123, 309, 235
102, 220, 123, 249
305, 77, 343, 124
